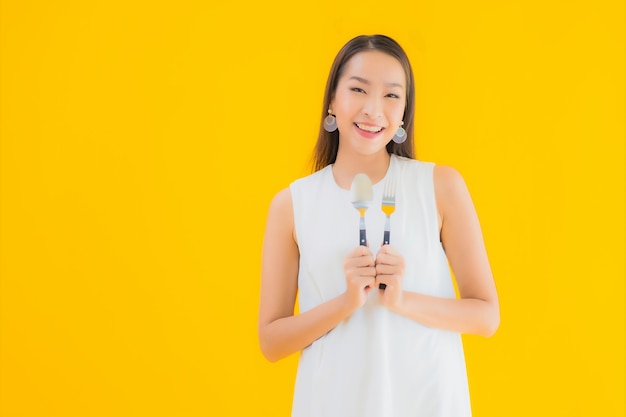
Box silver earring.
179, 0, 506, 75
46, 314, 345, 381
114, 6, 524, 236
323, 109, 338, 132
392, 121, 407, 144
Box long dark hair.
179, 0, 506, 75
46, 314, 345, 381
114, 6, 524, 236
312, 34, 416, 172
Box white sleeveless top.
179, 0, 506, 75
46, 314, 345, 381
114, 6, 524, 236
289, 154, 471, 417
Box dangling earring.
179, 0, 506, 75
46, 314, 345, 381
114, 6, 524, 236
323, 109, 338, 132
392, 121, 407, 144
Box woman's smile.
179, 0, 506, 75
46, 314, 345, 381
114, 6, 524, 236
354, 122, 385, 138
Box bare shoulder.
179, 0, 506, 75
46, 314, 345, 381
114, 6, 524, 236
268, 187, 293, 215
433, 165, 474, 227
266, 187, 296, 242
433, 165, 467, 196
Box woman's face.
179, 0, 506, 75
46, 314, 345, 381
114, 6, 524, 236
330, 50, 407, 157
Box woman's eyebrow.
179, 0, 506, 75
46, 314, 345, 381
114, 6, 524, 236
348, 76, 404, 89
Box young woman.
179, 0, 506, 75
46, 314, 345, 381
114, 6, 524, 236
258, 34, 499, 417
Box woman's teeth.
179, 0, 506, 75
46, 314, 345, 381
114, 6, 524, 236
356, 123, 383, 133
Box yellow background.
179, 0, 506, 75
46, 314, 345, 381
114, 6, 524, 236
1, 0, 623, 416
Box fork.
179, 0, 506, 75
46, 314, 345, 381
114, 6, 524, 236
382, 176, 396, 246
380, 176, 396, 289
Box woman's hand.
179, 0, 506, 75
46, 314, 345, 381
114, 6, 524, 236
342, 245, 377, 310
375, 245, 406, 310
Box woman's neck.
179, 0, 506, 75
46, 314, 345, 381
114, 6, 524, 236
332, 150, 391, 190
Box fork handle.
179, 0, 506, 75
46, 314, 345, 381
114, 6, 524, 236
359, 229, 367, 246
380, 231, 390, 290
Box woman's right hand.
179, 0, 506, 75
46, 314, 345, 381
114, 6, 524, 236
342, 245, 377, 310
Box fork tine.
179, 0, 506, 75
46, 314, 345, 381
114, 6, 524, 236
382, 176, 396, 207
382, 177, 395, 232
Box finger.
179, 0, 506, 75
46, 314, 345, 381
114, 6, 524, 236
353, 245, 373, 257
345, 256, 375, 271
352, 275, 370, 285
375, 251, 394, 265
379, 244, 399, 255
378, 245, 404, 262
376, 274, 401, 288
346, 267, 377, 283
361, 266, 377, 277
348, 258, 375, 270
376, 250, 403, 264
375, 255, 404, 273
345, 257, 376, 268
375, 276, 389, 292
363, 276, 376, 287
375, 263, 397, 275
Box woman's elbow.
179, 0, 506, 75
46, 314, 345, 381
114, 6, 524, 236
259, 342, 282, 363
480, 306, 500, 337
258, 328, 285, 363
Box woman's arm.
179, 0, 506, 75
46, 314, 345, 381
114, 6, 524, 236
258, 188, 374, 362
376, 165, 500, 337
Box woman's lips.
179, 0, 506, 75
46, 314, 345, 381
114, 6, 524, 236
354, 123, 385, 138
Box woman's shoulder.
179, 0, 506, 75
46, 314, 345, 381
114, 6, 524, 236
432, 164, 472, 222
433, 164, 467, 195
268, 165, 331, 215
288, 166, 332, 202
267, 187, 294, 225
290, 165, 330, 187
392, 154, 434, 170
392, 155, 437, 185
270, 186, 292, 205
392, 154, 464, 187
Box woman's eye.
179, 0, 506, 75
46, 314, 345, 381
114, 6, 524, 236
386, 93, 400, 99
351, 87, 366, 93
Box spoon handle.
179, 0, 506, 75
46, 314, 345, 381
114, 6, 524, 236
359, 228, 366, 246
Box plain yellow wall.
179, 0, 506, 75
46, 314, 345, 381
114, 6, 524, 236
1, 1, 623, 416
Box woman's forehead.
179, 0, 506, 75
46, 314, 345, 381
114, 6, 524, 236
340, 51, 406, 87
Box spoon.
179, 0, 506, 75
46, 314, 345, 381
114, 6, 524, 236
350, 173, 373, 246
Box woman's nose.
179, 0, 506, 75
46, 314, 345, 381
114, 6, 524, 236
362, 96, 383, 119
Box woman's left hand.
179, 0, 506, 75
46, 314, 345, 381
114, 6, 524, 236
375, 245, 406, 310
